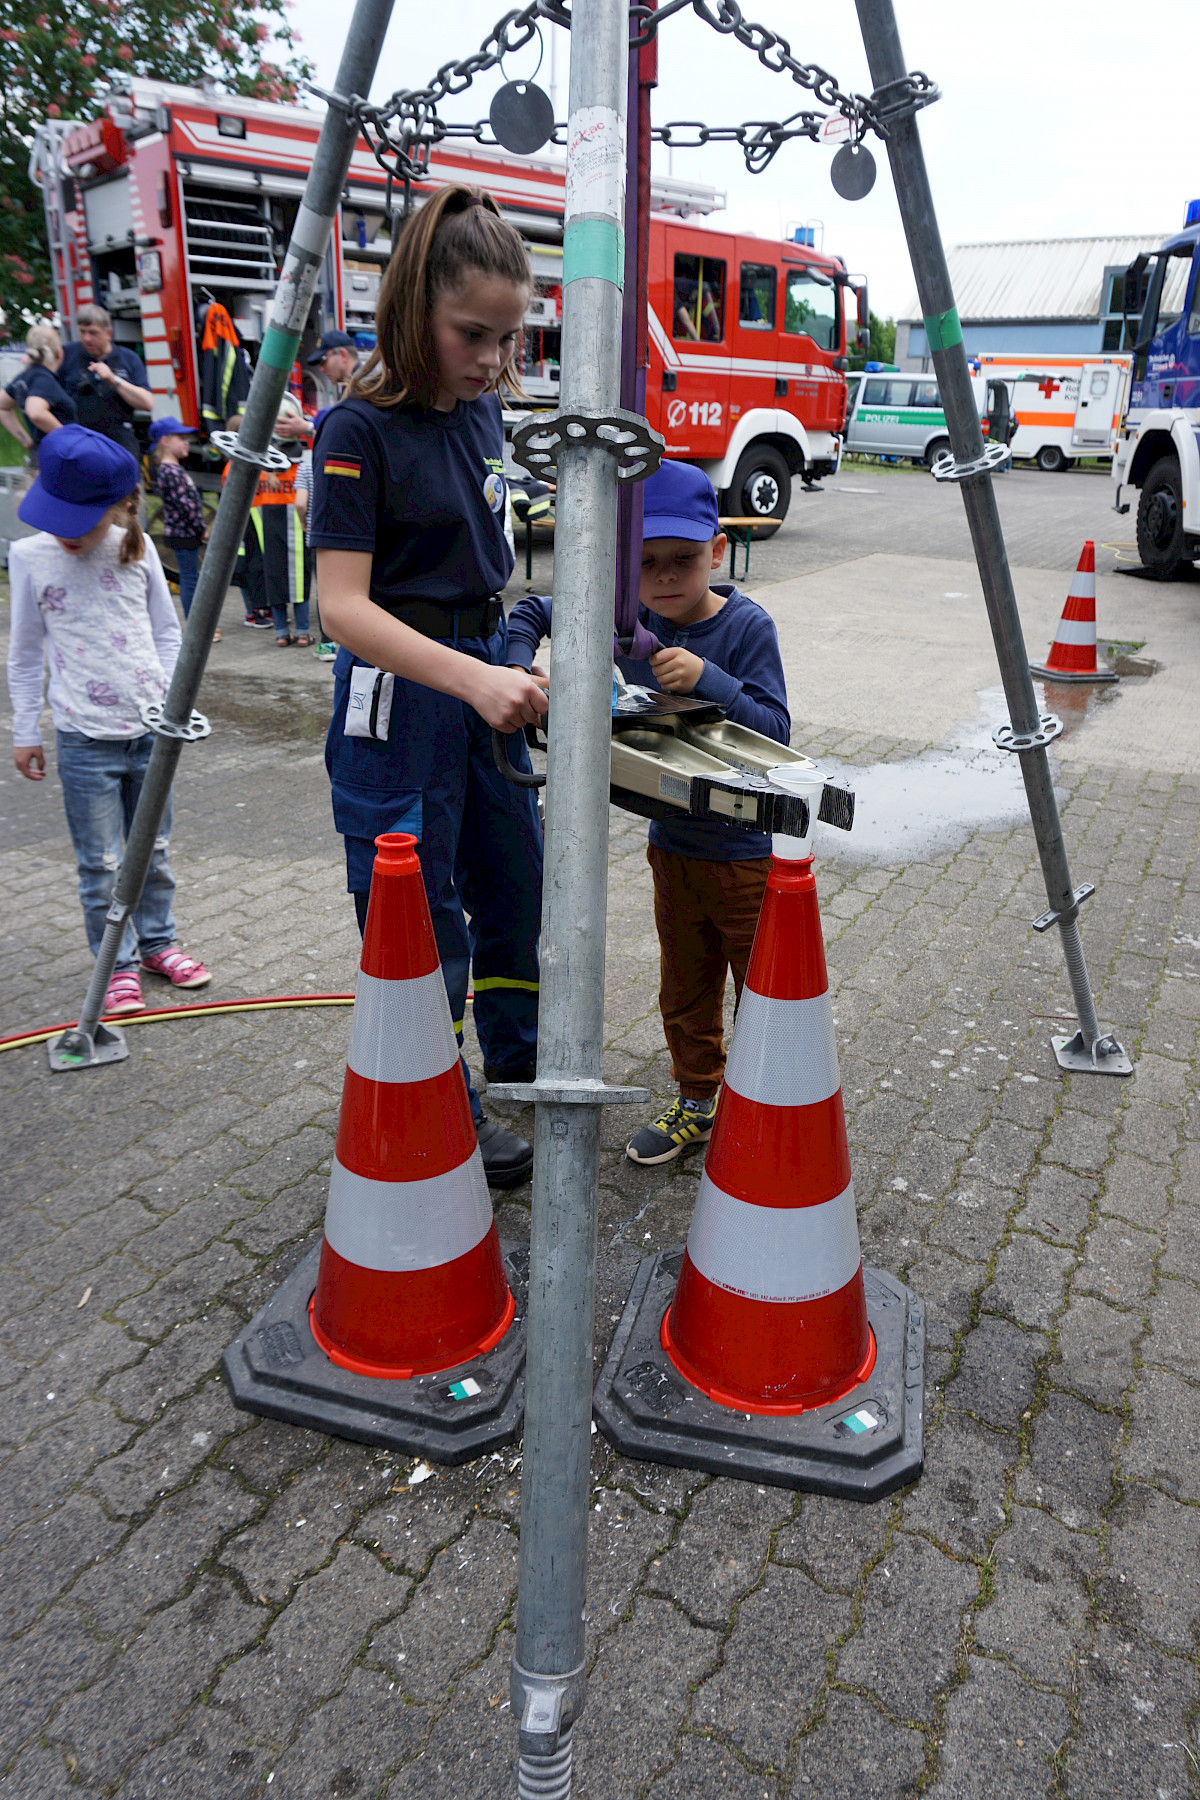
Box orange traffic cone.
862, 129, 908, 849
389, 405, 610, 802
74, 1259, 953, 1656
594, 829, 924, 1498
662, 849, 875, 1412
222, 832, 527, 1461
310, 832, 515, 1377
1029, 541, 1118, 684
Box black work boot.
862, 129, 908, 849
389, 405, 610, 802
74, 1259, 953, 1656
475, 1115, 534, 1188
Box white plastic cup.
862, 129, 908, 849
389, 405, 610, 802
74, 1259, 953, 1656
768, 765, 826, 860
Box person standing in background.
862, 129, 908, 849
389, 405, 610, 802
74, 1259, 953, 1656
149, 418, 214, 637
59, 305, 153, 460
0, 324, 77, 462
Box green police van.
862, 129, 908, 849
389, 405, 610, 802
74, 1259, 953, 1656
844, 370, 952, 467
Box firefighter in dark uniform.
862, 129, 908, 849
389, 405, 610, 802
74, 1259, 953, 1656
310, 186, 547, 1187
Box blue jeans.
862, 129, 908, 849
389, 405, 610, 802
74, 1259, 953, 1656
56, 731, 176, 973
172, 545, 200, 617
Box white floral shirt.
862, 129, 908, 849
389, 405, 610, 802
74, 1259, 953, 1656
7, 528, 181, 746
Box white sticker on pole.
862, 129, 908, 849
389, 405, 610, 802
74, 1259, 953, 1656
565, 106, 627, 222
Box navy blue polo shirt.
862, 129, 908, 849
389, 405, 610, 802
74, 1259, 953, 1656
5, 364, 77, 447
308, 393, 512, 612
60, 343, 149, 450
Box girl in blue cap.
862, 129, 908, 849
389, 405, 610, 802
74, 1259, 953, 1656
310, 185, 548, 1188
6, 425, 212, 1014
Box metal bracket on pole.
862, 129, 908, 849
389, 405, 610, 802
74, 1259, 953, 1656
138, 700, 212, 743
869, 72, 941, 125
931, 442, 1012, 482
488, 1077, 649, 1105
992, 714, 1064, 754
47, 1020, 129, 1072
1032, 883, 1095, 934
511, 409, 665, 482
207, 432, 292, 472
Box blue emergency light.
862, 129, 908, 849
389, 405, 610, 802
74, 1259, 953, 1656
792, 226, 816, 246
1185, 199, 1200, 228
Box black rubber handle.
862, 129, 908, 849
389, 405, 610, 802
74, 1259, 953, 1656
492, 726, 547, 789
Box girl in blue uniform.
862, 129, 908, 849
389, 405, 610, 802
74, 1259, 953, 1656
310, 186, 548, 1187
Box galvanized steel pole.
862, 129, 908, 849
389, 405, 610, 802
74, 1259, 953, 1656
854, 0, 1131, 1078
48, 0, 396, 1071
507, 0, 634, 1789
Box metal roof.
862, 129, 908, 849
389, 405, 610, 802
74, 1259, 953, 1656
899, 234, 1171, 323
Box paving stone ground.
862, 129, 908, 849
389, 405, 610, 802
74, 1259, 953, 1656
2, 534, 1200, 1796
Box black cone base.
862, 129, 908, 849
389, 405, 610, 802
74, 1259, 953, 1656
593, 1251, 924, 1500
222, 1241, 528, 1464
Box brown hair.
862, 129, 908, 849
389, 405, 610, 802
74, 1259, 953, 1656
115, 491, 145, 565
351, 185, 531, 410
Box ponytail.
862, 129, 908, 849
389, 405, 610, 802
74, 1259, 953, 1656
351, 185, 532, 410
116, 491, 145, 566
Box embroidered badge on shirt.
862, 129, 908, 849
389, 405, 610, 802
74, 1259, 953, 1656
324, 457, 362, 479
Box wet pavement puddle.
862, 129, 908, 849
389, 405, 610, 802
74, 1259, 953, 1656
816, 678, 1125, 865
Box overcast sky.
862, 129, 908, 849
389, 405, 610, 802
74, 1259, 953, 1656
286, 0, 1194, 318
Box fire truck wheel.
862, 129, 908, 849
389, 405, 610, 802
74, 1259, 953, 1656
1036, 444, 1067, 473
1136, 455, 1187, 579
727, 445, 790, 537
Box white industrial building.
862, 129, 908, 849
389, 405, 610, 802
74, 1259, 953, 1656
896, 233, 1169, 367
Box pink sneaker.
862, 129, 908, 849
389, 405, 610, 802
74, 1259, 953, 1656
140, 946, 212, 989
104, 971, 145, 1015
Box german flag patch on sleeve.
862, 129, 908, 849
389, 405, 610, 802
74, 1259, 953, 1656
324, 456, 361, 479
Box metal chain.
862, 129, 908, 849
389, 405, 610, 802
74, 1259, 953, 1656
354, 0, 937, 184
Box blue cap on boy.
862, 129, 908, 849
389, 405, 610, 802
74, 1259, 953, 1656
18, 425, 140, 538
641, 459, 720, 542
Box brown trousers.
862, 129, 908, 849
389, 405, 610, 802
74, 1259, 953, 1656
647, 844, 770, 1101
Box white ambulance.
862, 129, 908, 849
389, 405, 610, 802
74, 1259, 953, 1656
971, 353, 1131, 472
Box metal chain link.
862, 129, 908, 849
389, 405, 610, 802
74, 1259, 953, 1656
354, 0, 937, 184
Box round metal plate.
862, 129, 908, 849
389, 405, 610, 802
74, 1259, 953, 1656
489, 81, 556, 156
830, 142, 877, 201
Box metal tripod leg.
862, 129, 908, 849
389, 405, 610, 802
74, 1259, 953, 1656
854, 0, 1132, 1079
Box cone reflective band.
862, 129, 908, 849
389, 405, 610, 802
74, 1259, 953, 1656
661, 850, 875, 1412
310, 833, 515, 1378
1029, 541, 1117, 684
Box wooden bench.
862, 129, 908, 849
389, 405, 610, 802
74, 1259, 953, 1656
718, 516, 773, 583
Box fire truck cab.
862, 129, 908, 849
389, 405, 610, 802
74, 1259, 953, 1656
33, 79, 858, 529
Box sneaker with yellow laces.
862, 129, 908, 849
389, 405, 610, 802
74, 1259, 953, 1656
626, 1094, 718, 1166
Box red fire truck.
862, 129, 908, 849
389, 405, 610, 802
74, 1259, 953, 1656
33, 78, 864, 526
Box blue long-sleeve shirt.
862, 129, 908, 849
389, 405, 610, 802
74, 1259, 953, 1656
506, 583, 790, 860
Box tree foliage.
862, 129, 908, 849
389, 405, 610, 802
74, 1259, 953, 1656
847, 311, 897, 372
0, 0, 312, 327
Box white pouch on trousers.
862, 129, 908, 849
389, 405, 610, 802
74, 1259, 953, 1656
344, 664, 395, 741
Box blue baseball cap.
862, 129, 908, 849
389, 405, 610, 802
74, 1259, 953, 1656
18, 426, 141, 538
306, 329, 357, 366
642, 459, 720, 542
148, 416, 197, 443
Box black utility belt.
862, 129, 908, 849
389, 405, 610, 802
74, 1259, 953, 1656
390, 597, 503, 639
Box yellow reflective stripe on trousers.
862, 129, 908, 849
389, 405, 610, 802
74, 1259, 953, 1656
471, 976, 540, 993
323, 1148, 492, 1272
686, 1171, 862, 1303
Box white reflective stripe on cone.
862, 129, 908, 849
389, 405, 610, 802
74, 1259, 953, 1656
722, 987, 840, 1109
346, 968, 460, 1086
1048, 618, 1097, 646
1067, 576, 1095, 599
686, 1171, 861, 1303
323, 1149, 493, 1272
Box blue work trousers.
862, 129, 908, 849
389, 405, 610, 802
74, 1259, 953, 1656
56, 730, 176, 972
327, 626, 542, 1121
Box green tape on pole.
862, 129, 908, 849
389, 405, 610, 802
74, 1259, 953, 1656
563, 219, 625, 289
923, 307, 963, 354
258, 325, 302, 371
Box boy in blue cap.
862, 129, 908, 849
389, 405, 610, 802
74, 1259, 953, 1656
506, 459, 790, 1164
